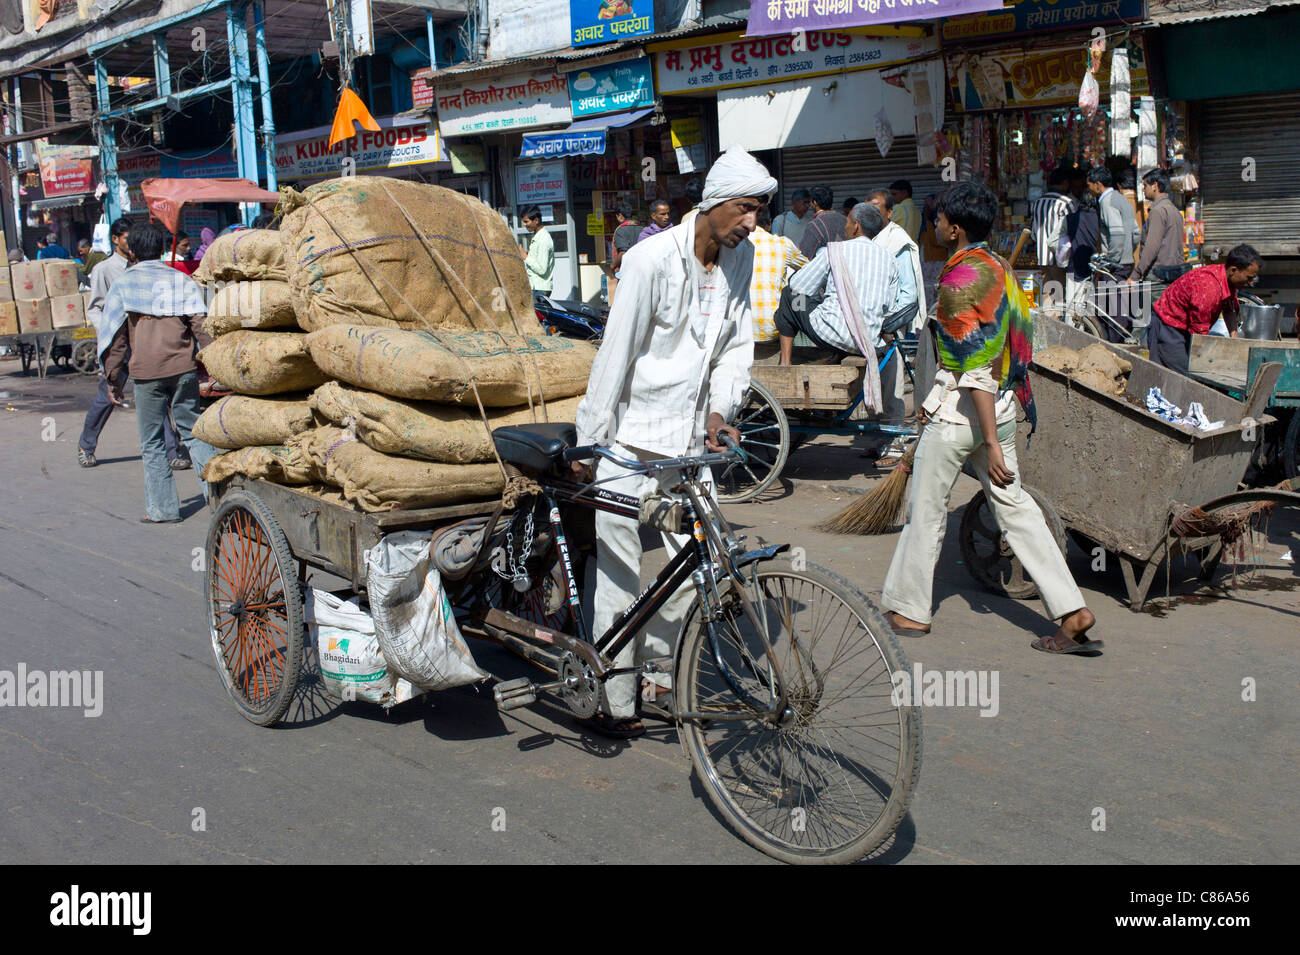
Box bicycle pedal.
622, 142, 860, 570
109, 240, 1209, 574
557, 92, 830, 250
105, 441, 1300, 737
493, 677, 537, 711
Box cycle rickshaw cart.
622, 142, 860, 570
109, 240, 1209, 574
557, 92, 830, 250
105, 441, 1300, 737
204, 425, 921, 864
955, 320, 1300, 611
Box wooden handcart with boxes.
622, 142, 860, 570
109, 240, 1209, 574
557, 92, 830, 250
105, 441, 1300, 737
0, 256, 95, 377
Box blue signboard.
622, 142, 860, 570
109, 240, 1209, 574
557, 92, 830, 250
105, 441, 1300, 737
941, 0, 1146, 42
521, 129, 607, 159
570, 0, 654, 48
568, 60, 654, 118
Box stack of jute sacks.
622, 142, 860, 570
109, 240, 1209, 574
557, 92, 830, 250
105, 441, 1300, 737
195, 176, 596, 512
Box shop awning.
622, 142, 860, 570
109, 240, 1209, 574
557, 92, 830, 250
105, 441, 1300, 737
30, 195, 90, 210
1146, 0, 1300, 25
519, 107, 655, 159
745, 0, 1004, 38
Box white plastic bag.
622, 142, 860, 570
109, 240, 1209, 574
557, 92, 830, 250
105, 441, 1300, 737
874, 107, 895, 158
366, 531, 487, 691
1078, 71, 1099, 118
305, 589, 420, 705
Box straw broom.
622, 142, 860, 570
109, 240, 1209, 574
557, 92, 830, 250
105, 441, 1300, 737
820, 228, 1032, 536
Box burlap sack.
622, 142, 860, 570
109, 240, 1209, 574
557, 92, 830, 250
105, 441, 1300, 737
292, 426, 503, 512
202, 280, 298, 336
279, 177, 532, 332
304, 325, 595, 406
192, 394, 314, 449
310, 381, 583, 463
197, 330, 327, 395
200, 445, 319, 485
194, 229, 286, 284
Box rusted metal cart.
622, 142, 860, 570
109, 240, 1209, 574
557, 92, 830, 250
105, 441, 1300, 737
959, 321, 1299, 610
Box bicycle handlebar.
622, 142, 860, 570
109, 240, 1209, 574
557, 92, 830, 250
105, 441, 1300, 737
560, 441, 744, 474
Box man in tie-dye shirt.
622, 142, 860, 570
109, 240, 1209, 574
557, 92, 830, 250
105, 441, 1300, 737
880, 182, 1099, 655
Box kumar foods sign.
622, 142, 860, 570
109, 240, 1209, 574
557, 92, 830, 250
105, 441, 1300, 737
275, 122, 442, 180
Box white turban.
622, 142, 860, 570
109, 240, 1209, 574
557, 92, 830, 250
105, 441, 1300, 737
698, 144, 777, 211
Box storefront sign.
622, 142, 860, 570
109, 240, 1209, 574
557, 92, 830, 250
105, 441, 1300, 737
948, 41, 1148, 110
521, 129, 607, 158
36, 143, 97, 198
746, 0, 1004, 38
437, 73, 572, 136
941, 0, 1145, 41
570, 0, 654, 48
515, 159, 567, 206
116, 148, 268, 210
275, 122, 441, 180
656, 31, 938, 95
569, 59, 654, 118
411, 67, 434, 108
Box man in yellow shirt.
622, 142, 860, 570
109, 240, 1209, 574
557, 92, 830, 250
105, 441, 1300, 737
748, 209, 808, 342
890, 180, 921, 241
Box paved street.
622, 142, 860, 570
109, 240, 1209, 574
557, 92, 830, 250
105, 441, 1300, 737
1, 358, 1297, 865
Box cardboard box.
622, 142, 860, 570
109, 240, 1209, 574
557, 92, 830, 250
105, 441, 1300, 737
42, 258, 80, 298
15, 298, 53, 333
0, 263, 12, 301
83, 291, 93, 315
10, 262, 46, 300
51, 293, 85, 329
0, 300, 17, 336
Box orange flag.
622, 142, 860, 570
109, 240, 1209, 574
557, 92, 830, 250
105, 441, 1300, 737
329, 88, 381, 149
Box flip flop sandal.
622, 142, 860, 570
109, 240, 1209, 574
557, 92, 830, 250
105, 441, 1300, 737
1031, 632, 1105, 654
584, 714, 646, 739
885, 611, 930, 638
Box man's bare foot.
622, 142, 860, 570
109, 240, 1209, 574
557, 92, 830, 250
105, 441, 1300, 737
885, 611, 931, 636
1059, 607, 1096, 640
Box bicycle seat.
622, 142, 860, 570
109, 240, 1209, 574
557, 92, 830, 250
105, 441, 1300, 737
492, 422, 577, 472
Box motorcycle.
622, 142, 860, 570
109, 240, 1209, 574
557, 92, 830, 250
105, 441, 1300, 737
533, 291, 606, 341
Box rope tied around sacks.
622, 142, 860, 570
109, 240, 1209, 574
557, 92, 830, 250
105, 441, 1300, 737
501, 474, 543, 510
290, 184, 554, 486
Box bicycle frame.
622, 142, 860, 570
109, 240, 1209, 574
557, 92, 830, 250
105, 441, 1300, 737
485, 446, 793, 724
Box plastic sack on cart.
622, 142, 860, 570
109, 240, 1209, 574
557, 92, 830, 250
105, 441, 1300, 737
365, 531, 488, 691
304, 589, 420, 706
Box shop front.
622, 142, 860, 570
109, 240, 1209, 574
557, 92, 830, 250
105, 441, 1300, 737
27, 142, 100, 256
652, 28, 945, 218
275, 112, 448, 189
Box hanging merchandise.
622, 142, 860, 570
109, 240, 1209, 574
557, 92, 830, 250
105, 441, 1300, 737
1079, 38, 1104, 119
1136, 94, 1158, 172
1110, 46, 1131, 159
875, 106, 895, 158
1083, 111, 1108, 166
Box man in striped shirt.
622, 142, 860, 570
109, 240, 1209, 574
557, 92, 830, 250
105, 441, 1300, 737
1032, 168, 1076, 306
775, 202, 898, 365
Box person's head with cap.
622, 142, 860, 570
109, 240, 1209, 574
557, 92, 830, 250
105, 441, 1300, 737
7, 248, 23, 264
695, 145, 777, 254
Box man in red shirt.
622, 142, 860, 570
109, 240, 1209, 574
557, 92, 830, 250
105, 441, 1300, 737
1149, 244, 1261, 374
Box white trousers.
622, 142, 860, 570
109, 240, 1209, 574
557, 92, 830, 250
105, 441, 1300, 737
593, 442, 705, 719
881, 414, 1086, 625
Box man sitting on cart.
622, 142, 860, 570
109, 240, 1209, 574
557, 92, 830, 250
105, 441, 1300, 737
774, 202, 899, 371
573, 145, 776, 739
880, 182, 1100, 655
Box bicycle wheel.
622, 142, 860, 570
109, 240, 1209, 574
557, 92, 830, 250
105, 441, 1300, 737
676, 559, 920, 864
716, 379, 789, 504
206, 489, 304, 726
958, 485, 1066, 600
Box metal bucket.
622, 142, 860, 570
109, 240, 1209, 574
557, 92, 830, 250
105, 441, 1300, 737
1239, 302, 1281, 340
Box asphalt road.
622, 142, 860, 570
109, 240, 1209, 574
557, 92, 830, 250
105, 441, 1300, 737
1, 359, 1297, 865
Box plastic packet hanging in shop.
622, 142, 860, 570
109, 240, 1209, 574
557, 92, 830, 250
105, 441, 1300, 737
874, 107, 895, 158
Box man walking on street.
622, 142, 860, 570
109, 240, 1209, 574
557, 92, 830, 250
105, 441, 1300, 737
1032, 168, 1076, 306
1089, 165, 1140, 341
1148, 245, 1260, 374
881, 181, 1099, 654
798, 185, 847, 260
776, 202, 898, 366
77, 217, 188, 470
520, 205, 554, 294
773, 188, 814, 247
1129, 169, 1187, 339
574, 145, 775, 739
890, 180, 922, 242
101, 222, 217, 523
638, 199, 673, 244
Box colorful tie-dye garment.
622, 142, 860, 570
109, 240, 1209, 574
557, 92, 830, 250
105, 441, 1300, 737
935, 242, 1036, 432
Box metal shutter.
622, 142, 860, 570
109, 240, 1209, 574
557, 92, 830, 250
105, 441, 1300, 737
1200, 93, 1300, 257
778, 138, 946, 210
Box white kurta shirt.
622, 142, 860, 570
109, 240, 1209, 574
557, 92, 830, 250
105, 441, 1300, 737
576, 221, 754, 456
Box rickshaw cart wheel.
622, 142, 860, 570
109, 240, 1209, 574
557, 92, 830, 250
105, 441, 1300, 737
716, 379, 789, 504
71, 340, 98, 376
959, 484, 1066, 600
206, 489, 304, 726
1282, 409, 1300, 480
